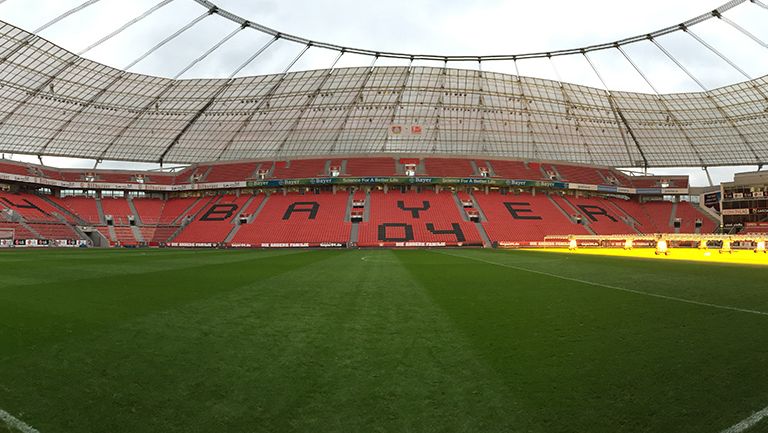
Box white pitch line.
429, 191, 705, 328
0, 408, 40, 433
720, 405, 768, 433
434, 250, 768, 318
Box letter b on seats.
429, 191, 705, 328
200, 204, 238, 221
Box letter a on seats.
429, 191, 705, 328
283, 202, 320, 220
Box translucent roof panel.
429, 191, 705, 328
0, 21, 767, 167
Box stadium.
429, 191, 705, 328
1, 0, 768, 432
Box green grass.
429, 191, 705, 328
1, 248, 768, 433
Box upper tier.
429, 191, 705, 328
0, 156, 689, 193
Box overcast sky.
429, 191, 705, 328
0, 0, 767, 185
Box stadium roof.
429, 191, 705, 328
0, 0, 767, 167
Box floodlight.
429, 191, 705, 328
655, 239, 669, 255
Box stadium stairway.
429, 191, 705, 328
18, 220, 42, 239
0, 222, 36, 239
232, 192, 350, 246
475, 192, 589, 243
363, 191, 371, 222
609, 199, 658, 234
243, 194, 269, 223
39, 195, 85, 224
357, 191, 483, 246
676, 201, 718, 234
670, 202, 680, 233
603, 200, 643, 235
562, 196, 637, 235
28, 222, 80, 241
126, 196, 142, 226
131, 225, 144, 243
223, 195, 261, 243
52, 196, 101, 225
548, 195, 596, 235
460, 192, 492, 247
104, 225, 117, 243
94, 196, 107, 225
173, 195, 250, 244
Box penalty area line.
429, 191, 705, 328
720, 405, 768, 433
0, 408, 40, 433
433, 250, 768, 318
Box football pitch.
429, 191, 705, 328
2, 248, 768, 433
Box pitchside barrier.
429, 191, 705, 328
1, 238, 88, 248
536, 234, 768, 253
164, 242, 484, 248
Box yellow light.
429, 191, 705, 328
656, 239, 669, 255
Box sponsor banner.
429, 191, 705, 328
249, 243, 346, 248
168, 242, 347, 248
498, 240, 571, 248
635, 188, 661, 195
597, 185, 618, 193
662, 188, 689, 195
51, 239, 88, 247
12, 239, 47, 247
246, 177, 573, 188
0, 170, 689, 195
568, 183, 598, 191
356, 242, 482, 248
746, 222, 768, 227
167, 242, 220, 248
721, 208, 750, 215
498, 240, 656, 249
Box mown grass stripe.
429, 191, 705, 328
435, 250, 768, 318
